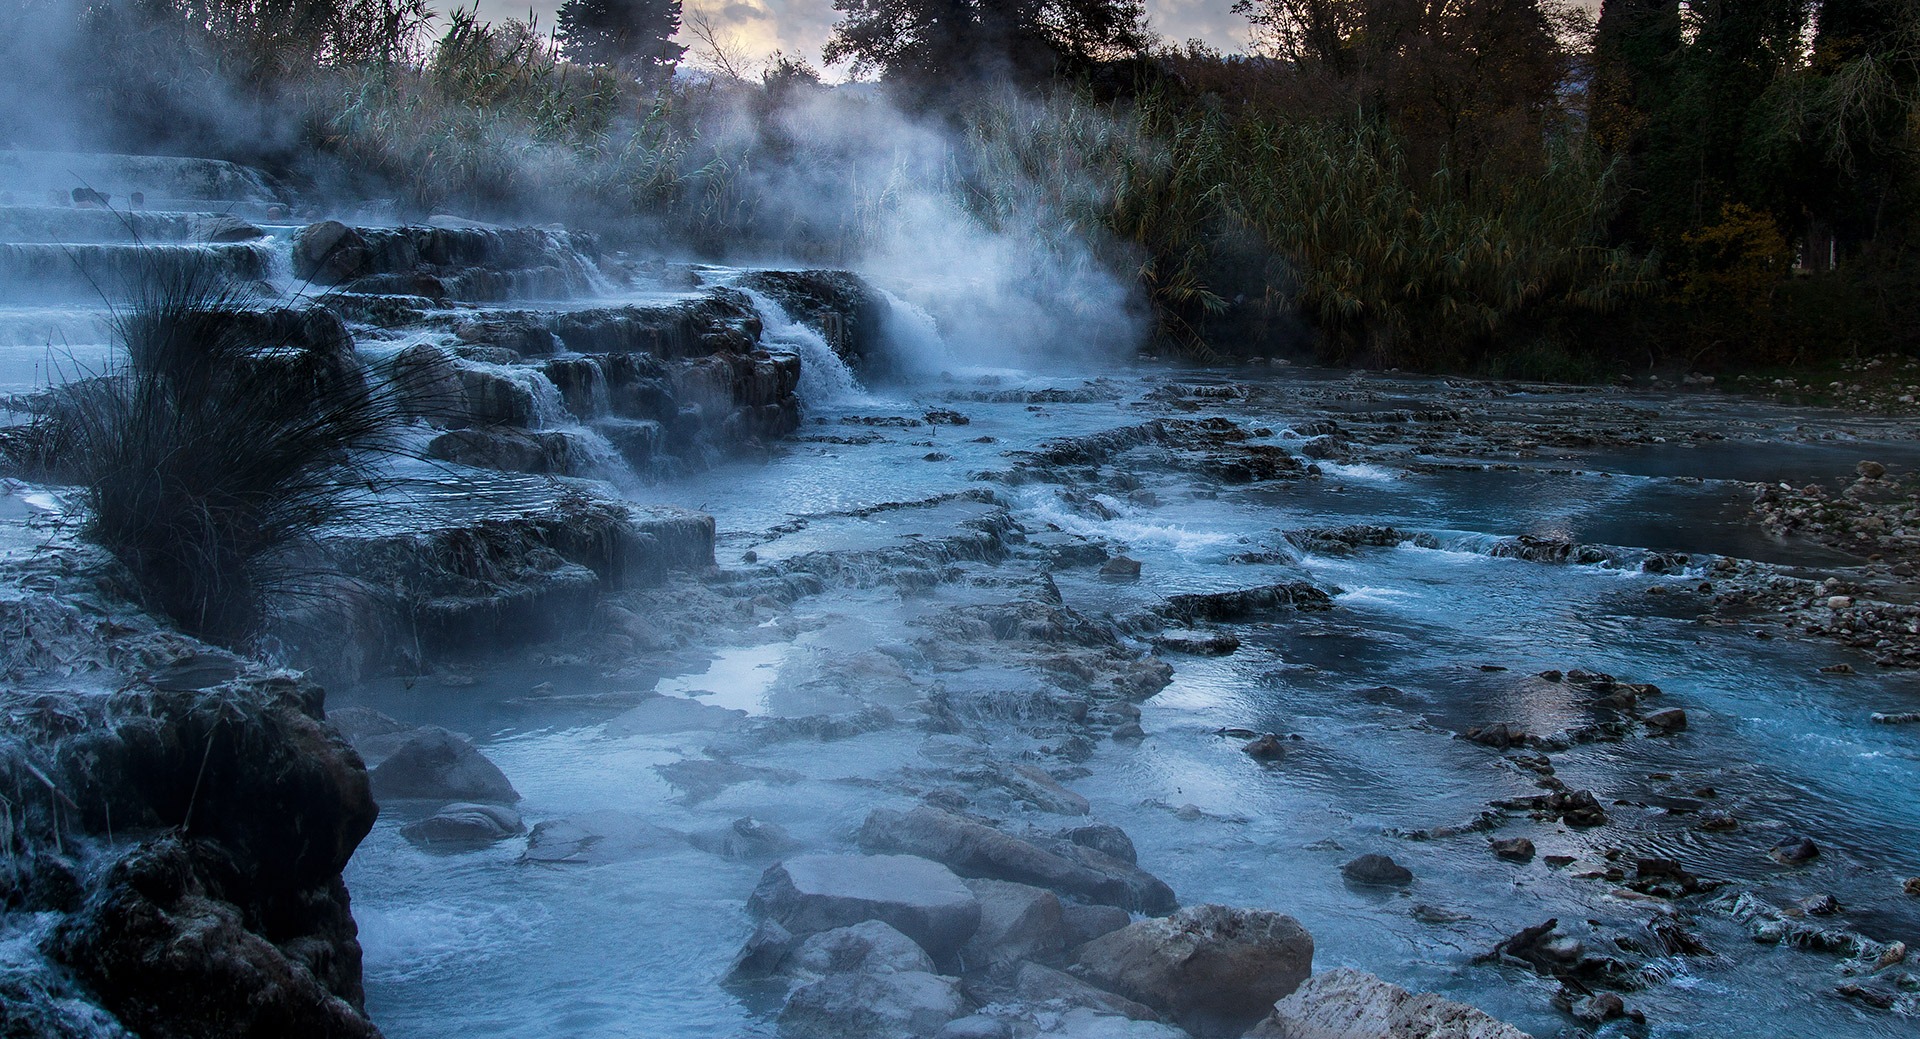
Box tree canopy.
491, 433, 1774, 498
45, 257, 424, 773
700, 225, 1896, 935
555, 0, 687, 81
823, 0, 1150, 87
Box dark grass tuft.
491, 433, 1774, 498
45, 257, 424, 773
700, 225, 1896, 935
40, 262, 408, 646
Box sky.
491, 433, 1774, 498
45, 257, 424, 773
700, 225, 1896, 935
469, 0, 1257, 77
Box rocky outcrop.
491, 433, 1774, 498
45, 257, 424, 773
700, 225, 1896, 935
1072, 904, 1314, 1037
736, 269, 891, 370
1246, 969, 1533, 1039
0, 563, 381, 1038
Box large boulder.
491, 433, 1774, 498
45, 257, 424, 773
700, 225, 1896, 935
426, 427, 579, 475
1072, 904, 1313, 1038
778, 970, 967, 1039
368, 726, 519, 803
858, 807, 1176, 914
750, 854, 982, 960
1245, 968, 1533, 1039
961, 878, 1068, 969
789, 920, 937, 977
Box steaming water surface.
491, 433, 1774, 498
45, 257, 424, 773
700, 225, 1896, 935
337, 355, 1920, 1039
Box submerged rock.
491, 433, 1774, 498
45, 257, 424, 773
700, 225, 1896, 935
402, 802, 526, 845
1341, 854, 1415, 887
750, 854, 982, 959
1769, 837, 1821, 865
1246, 967, 1531, 1039
1072, 904, 1313, 1038
521, 811, 684, 864
369, 726, 519, 803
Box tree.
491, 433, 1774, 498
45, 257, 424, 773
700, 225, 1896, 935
555, 0, 687, 82
823, 0, 1150, 88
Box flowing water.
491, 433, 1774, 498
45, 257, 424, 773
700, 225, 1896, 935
337, 350, 1920, 1038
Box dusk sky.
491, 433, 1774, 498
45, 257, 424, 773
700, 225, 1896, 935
470, 0, 1257, 76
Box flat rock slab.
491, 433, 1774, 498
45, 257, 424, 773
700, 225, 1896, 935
369, 726, 519, 803
778, 969, 966, 1039
1246, 968, 1533, 1039
605, 696, 748, 736
858, 807, 1176, 914
521, 811, 685, 865
1075, 904, 1313, 1038
750, 854, 982, 959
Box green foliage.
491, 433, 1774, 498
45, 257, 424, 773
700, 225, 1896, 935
824, 0, 1150, 88
554, 0, 688, 83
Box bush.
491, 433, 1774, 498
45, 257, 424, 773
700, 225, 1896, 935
42, 265, 404, 646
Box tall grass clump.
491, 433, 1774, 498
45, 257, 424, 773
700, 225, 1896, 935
45, 265, 403, 646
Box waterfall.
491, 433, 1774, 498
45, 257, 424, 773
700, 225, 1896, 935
737, 287, 866, 410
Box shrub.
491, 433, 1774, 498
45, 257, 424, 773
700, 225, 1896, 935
42, 265, 404, 646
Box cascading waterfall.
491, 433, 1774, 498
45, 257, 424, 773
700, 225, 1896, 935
736, 287, 867, 410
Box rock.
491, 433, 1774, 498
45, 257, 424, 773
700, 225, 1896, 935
1698, 812, 1738, 832
401, 802, 525, 845
1015, 961, 1160, 1020
999, 763, 1092, 815
1644, 708, 1688, 733
690, 817, 803, 860
750, 854, 982, 959
937, 1016, 1014, 1039
1488, 837, 1535, 862
427, 427, 578, 475
1152, 629, 1239, 655
1858, 460, 1888, 480
790, 920, 937, 977
1796, 893, 1840, 916
1870, 711, 1920, 725
728, 918, 796, 978
521, 811, 684, 864
1041, 1010, 1190, 1038
1072, 903, 1313, 1037
1769, 837, 1821, 865
1243, 734, 1289, 761
960, 878, 1067, 968
1245, 967, 1531, 1039
857, 807, 1177, 913
605, 695, 748, 735
369, 726, 520, 803
1101, 556, 1143, 579
778, 970, 967, 1039
1059, 824, 1138, 866
1411, 905, 1471, 924
657, 758, 802, 804
1341, 854, 1414, 887
293, 220, 371, 283
1061, 903, 1134, 948
1905, 877, 1920, 897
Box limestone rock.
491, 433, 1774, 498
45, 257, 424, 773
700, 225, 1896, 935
960, 878, 1068, 968
1246, 967, 1532, 1038
1061, 903, 1134, 948
790, 920, 937, 977
857, 807, 1176, 914
1341, 854, 1414, 887
401, 802, 525, 845
1015, 961, 1160, 1020
369, 726, 519, 803
777, 969, 967, 1039
521, 811, 684, 864
750, 854, 982, 959
1072, 904, 1313, 1037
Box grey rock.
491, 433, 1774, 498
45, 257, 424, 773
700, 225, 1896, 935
1059, 824, 1137, 865
960, 878, 1067, 968
1015, 961, 1160, 1020
1039, 1010, 1190, 1038
937, 1016, 1015, 1039
1644, 708, 1688, 733
790, 920, 937, 976
858, 807, 1176, 913
750, 854, 982, 959
521, 811, 684, 864
1341, 854, 1414, 887
778, 970, 966, 1039
727, 919, 795, 979
1061, 903, 1134, 948
369, 726, 519, 803
1073, 904, 1313, 1037
401, 802, 525, 845
1246, 967, 1531, 1038
689, 817, 803, 860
